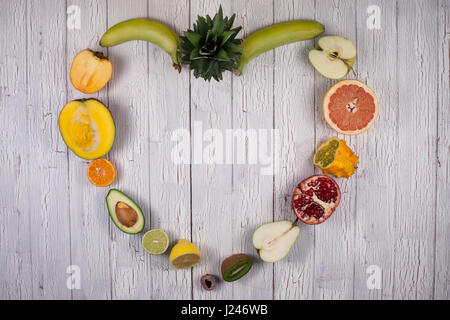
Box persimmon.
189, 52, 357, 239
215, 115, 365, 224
70, 49, 112, 94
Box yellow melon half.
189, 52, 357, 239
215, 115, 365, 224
59, 99, 115, 160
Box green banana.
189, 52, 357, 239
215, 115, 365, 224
236, 20, 324, 74
100, 18, 181, 72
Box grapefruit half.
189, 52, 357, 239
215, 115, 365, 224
323, 80, 379, 135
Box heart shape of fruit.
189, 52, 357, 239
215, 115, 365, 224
59, 5, 382, 282
292, 175, 341, 225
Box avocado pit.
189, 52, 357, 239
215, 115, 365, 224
115, 201, 138, 227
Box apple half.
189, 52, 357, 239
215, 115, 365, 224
309, 36, 356, 79
252, 220, 300, 263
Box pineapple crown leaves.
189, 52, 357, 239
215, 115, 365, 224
179, 6, 242, 81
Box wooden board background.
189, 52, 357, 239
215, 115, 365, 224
0, 0, 448, 300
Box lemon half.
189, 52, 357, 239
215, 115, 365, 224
169, 239, 201, 269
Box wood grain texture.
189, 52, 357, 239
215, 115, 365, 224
106, 0, 152, 300
0, 0, 32, 300
230, 0, 274, 300
394, 0, 437, 300
26, 0, 72, 299
313, 0, 357, 300
190, 0, 235, 300
273, 0, 316, 300
435, 0, 449, 300
66, 0, 112, 300
0, 0, 447, 300
353, 0, 397, 300
147, 0, 192, 300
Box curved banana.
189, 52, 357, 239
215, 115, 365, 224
236, 20, 324, 75
100, 18, 181, 72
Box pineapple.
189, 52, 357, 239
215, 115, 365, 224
179, 6, 242, 81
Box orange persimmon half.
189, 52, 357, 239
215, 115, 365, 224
87, 158, 116, 187
70, 49, 112, 94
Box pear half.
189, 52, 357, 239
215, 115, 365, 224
252, 220, 300, 263
309, 36, 356, 79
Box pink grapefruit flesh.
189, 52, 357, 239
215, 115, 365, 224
323, 80, 379, 135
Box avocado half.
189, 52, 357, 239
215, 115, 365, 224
106, 189, 145, 234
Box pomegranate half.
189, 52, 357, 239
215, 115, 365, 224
292, 175, 341, 225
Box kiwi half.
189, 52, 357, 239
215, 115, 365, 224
221, 254, 253, 282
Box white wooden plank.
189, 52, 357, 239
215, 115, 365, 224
0, 0, 447, 300
434, 0, 449, 300
147, 0, 192, 299
190, 0, 234, 299
353, 0, 397, 299
313, 0, 357, 300
272, 0, 316, 300
107, 0, 152, 299
394, 0, 438, 300
65, 0, 112, 299
230, 0, 274, 300
26, 0, 72, 299
0, 0, 32, 300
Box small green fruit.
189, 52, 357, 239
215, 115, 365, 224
221, 254, 252, 282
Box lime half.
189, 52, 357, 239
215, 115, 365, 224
142, 229, 169, 255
